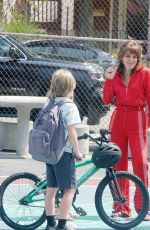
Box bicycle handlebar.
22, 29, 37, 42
77, 129, 112, 146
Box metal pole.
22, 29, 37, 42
109, 0, 113, 53
147, 0, 150, 68
118, 0, 123, 48
123, 0, 127, 39
66, 7, 69, 36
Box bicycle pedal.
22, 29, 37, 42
75, 207, 87, 216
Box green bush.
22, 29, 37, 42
0, 9, 42, 34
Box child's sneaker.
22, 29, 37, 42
45, 224, 57, 230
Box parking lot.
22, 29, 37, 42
0, 183, 150, 230
0, 155, 150, 230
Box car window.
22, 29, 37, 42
29, 44, 54, 54
85, 49, 97, 60
56, 47, 87, 60
56, 46, 97, 61
0, 37, 12, 57
0, 37, 25, 59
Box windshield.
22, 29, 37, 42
7, 36, 38, 56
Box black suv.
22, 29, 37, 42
0, 34, 109, 125
24, 39, 117, 69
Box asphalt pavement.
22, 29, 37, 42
0, 150, 146, 178
0, 151, 150, 230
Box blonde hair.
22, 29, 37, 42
47, 69, 76, 98
117, 41, 142, 74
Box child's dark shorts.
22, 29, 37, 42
46, 152, 76, 190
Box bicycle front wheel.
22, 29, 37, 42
95, 171, 149, 230
0, 172, 46, 230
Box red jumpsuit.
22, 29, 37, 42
103, 66, 150, 216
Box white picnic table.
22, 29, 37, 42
0, 96, 47, 158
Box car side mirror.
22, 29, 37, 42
9, 47, 21, 59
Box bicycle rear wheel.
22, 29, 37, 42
0, 172, 46, 230
95, 171, 149, 230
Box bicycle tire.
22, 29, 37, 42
95, 171, 149, 230
0, 172, 46, 230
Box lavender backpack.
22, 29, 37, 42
29, 99, 69, 164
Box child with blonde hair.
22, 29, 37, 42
45, 69, 83, 230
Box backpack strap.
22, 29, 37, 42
33, 98, 72, 128
57, 99, 73, 108
56, 100, 73, 143
33, 98, 55, 128
47, 97, 73, 109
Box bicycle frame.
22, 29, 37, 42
20, 158, 100, 206
76, 159, 99, 187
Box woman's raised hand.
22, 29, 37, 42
104, 66, 117, 79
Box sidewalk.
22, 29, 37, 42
0, 151, 150, 230
0, 150, 106, 181
0, 150, 150, 179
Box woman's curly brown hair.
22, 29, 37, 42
117, 40, 142, 74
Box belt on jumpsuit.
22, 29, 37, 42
116, 105, 144, 111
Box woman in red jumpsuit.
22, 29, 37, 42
103, 40, 150, 220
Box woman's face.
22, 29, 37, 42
122, 51, 138, 71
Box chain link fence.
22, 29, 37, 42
0, 0, 149, 135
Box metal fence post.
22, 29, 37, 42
148, 0, 150, 68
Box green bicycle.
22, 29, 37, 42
0, 129, 149, 230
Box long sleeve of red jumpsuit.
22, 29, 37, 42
102, 66, 150, 215
103, 66, 150, 127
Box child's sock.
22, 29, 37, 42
57, 219, 67, 229
46, 215, 56, 227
